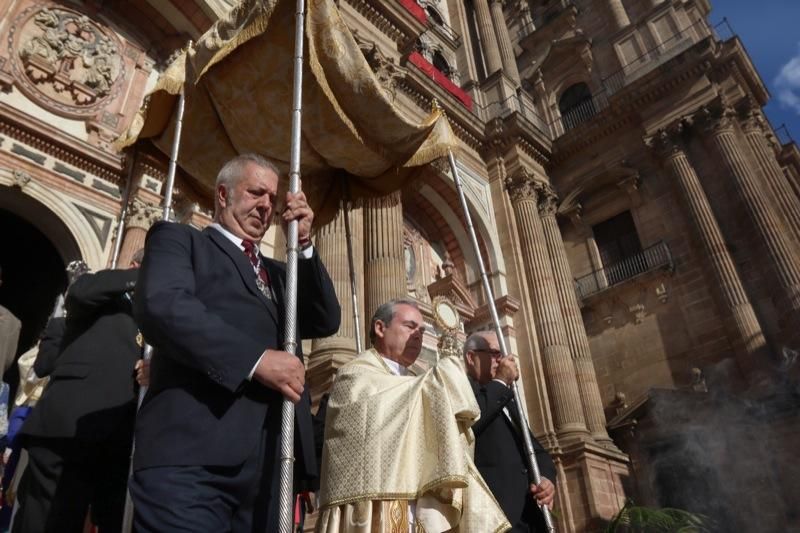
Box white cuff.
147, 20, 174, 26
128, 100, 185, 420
248, 351, 267, 380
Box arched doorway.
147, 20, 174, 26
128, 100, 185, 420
0, 186, 78, 390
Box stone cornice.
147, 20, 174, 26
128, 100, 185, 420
396, 71, 484, 151
341, 0, 416, 47
483, 112, 551, 166
0, 101, 123, 183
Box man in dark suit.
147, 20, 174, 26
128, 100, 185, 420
464, 331, 557, 532
13, 257, 143, 532
130, 154, 341, 532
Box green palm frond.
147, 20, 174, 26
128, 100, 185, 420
604, 500, 711, 533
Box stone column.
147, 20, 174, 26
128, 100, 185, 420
646, 127, 770, 378
309, 202, 364, 402
740, 108, 800, 243
473, 0, 503, 76
702, 107, 800, 313
505, 170, 589, 440
489, 0, 521, 84
364, 191, 407, 329
538, 187, 613, 444
118, 197, 160, 267
606, 0, 630, 31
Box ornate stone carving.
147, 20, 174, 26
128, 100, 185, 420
12, 169, 32, 189
126, 197, 161, 230
504, 168, 540, 203
537, 183, 559, 217
628, 303, 646, 324
696, 104, 736, 135
12, 7, 123, 113
351, 30, 406, 97
739, 106, 766, 135
643, 122, 689, 160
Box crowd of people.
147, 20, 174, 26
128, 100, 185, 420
0, 154, 556, 533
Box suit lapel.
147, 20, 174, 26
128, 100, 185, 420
204, 228, 279, 324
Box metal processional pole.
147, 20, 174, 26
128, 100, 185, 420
277, 0, 308, 529
444, 149, 557, 533
110, 146, 138, 269
120, 49, 189, 532
342, 180, 363, 353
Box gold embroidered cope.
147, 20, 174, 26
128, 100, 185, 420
316, 349, 510, 533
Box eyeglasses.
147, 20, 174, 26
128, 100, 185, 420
473, 349, 503, 358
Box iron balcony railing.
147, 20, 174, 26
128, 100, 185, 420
427, 17, 461, 47
552, 17, 722, 136
574, 241, 674, 300
475, 93, 550, 137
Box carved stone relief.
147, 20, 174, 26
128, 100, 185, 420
351, 30, 406, 98
10, 6, 124, 115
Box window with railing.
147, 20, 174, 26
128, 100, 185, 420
559, 82, 596, 131
574, 240, 674, 299
425, 6, 461, 46
593, 211, 642, 285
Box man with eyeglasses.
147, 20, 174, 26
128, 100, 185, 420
463, 331, 556, 532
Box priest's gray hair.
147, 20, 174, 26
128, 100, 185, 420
215, 153, 281, 191
369, 298, 420, 344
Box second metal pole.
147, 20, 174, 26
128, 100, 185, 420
342, 180, 363, 354
445, 150, 556, 532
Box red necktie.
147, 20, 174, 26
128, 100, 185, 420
242, 240, 270, 289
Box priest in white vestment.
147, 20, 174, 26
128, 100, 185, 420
316, 299, 510, 533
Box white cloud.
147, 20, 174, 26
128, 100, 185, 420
775, 45, 800, 115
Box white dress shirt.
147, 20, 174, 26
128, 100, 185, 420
208, 223, 313, 380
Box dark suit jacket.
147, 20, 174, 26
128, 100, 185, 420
21, 270, 140, 445
33, 316, 67, 378
132, 222, 340, 488
471, 378, 557, 532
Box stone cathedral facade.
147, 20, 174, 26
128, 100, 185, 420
1, 0, 798, 531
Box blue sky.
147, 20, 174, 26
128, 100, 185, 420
709, 1, 800, 143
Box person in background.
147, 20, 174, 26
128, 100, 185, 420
463, 331, 556, 532
12, 252, 144, 533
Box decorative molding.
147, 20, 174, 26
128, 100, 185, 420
342, 0, 407, 44
75, 204, 112, 245
10, 143, 46, 165
537, 182, 558, 217
126, 196, 161, 230
504, 167, 540, 203
11, 169, 32, 189
351, 29, 407, 98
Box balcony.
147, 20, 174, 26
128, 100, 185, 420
475, 93, 550, 137
550, 18, 722, 137
574, 241, 674, 300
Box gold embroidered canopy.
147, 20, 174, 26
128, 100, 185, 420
117, 0, 458, 220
